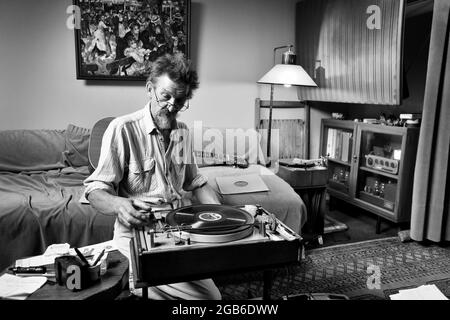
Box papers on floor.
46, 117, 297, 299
389, 284, 448, 300
14, 240, 117, 268
0, 274, 47, 300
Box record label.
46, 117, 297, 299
198, 212, 222, 222
234, 180, 249, 187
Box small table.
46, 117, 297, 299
3, 250, 129, 300
277, 163, 328, 245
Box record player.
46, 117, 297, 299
130, 204, 302, 298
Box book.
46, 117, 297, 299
348, 133, 353, 162
336, 130, 343, 160
341, 132, 350, 162
330, 128, 336, 159
326, 129, 333, 156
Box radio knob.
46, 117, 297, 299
367, 157, 373, 166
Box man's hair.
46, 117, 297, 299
146, 52, 199, 99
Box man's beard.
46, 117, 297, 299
153, 109, 178, 129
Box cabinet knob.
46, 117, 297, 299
353, 155, 358, 162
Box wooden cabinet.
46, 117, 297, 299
320, 119, 419, 224
277, 165, 328, 244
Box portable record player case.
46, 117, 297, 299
130, 205, 303, 290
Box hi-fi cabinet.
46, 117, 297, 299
320, 119, 419, 233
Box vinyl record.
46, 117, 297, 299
166, 204, 254, 236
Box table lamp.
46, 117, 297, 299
257, 45, 317, 166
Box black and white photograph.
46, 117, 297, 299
0, 0, 449, 311
75, 0, 190, 80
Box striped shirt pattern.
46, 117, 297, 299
84, 104, 207, 205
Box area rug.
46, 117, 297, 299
323, 215, 348, 234
214, 237, 450, 300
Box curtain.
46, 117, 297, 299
411, 0, 450, 242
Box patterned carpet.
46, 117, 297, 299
214, 237, 450, 300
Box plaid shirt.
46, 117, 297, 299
84, 104, 207, 205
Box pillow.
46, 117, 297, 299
0, 129, 67, 172
62, 124, 91, 167
190, 126, 265, 168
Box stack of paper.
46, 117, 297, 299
14, 240, 117, 268
0, 274, 47, 300
389, 284, 448, 300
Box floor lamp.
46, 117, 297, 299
257, 45, 317, 165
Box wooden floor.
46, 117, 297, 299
305, 197, 406, 250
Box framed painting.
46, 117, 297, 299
73, 0, 191, 80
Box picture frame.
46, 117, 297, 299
73, 0, 191, 81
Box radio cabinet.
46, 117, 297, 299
320, 119, 419, 228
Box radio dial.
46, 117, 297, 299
365, 154, 399, 175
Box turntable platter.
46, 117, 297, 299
165, 204, 255, 242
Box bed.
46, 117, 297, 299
0, 121, 307, 271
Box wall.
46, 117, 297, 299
0, 0, 299, 131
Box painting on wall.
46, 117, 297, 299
73, 0, 190, 80
296, 0, 405, 105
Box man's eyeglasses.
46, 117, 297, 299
152, 87, 190, 112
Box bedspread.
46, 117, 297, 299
0, 166, 115, 270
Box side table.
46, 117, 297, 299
2, 250, 129, 300
277, 164, 328, 245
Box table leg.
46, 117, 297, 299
299, 187, 326, 244
376, 216, 381, 234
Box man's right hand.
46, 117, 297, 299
87, 189, 156, 229
115, 198, 153, 229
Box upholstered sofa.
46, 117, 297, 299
0, 124, 306, 270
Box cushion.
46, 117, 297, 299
62, 124, 91, 167
191, 126, 266, 168
0, 124, 91, 172
0, 129, 67, 172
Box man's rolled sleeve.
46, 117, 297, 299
83, 120, 126, 199
183, 162, 208, 192
84, 180, 117, 198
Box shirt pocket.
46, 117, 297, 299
127, 158, 156, 193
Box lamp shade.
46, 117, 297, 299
257, 64, 317, 87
